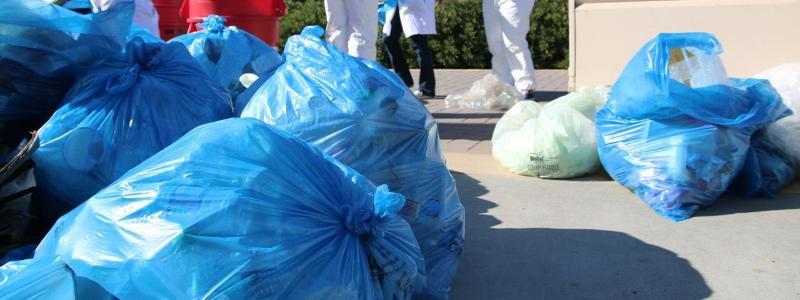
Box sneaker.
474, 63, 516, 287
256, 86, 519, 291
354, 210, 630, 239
413, 90, 436, 99
523, 89, 536, 100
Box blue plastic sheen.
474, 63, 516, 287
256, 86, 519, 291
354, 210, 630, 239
170, 15, 282, 101
1, 118, 424, 299
0, 0, 132, 122
32, 38, 233, 216
596, 33, 792, 221
239, 26, 464, 299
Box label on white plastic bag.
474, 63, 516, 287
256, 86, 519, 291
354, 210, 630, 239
528, 154, 560, 176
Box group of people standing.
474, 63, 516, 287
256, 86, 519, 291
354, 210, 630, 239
324, 0, 539, 99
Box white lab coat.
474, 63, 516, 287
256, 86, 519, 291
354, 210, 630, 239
92, 0, 160, 38
324, 0, 379, 60
382, 0, 436, 37
483, 0, 536, 92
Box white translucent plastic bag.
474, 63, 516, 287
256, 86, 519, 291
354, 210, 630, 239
754, 63, 800, 172
445, 73, 521, 110
491, 87, 609, 178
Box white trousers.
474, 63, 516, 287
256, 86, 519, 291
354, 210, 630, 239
483, 0, 537, 92
324, 0, 378, 60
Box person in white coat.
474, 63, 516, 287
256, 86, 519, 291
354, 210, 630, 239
91, 0, 160, 38
324, 0, 379, 60
483, 0, 537, 99
382, 0, 442, 98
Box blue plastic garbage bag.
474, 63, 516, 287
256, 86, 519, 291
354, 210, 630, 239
0, 256, 79, 299
239, 26, 464, 299
0, 245, 36, 267
0, 118, 424, 299
0, 0, 133, 148
596, 32, 791, 221
32, 37, 233, 218
728, 129, 797, 198
171, 15, 282, 101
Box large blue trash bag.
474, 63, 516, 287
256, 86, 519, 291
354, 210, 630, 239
32, 37, 233, 218
0, 118, 424, 299
171, 15, 282, 101
596, 32, 791, 221
239, 26, 464, 299
0, 0, 133, 149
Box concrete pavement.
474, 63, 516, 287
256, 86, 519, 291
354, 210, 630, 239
426, 69, 800, 299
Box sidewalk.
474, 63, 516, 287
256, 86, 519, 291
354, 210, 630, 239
426, 69, 800, 299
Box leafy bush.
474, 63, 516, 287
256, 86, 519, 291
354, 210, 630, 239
278, 0, 568, 69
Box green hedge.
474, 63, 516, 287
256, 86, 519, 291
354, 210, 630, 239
279, 0, 568, 69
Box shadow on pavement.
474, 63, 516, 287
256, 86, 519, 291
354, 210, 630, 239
449, 171, 713, 299
533, 91, 569, 102
437, 123, 494, 141
696, 184, 800, 217
432, 113, 505, 119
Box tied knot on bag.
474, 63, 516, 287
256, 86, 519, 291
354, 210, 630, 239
343, 185, 405, 238
106, 37, 163, 94
105, 63, 141, 94
343, 203, 378, 237
198, 14, 227, 33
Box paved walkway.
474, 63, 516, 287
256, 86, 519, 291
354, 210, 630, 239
427, 69, 800, 299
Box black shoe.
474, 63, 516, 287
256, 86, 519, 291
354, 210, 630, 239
414, 90, 436, 99
523, 89, 536, 100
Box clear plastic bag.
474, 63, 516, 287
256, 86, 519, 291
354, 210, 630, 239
444, 73, 522, 110
1, 118, 424, 299
754, 64, 800, 173
239, 26, 463, 299
492, 87, 608, 178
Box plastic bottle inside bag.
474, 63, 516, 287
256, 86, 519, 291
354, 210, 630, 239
668, 47, 731, 88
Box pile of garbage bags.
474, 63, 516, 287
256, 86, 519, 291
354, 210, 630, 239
0, 0, 133, 153
171, 15, 282, 101
1, 1, 463, 296
1, 119, 424, 299
32, 38, 232, 221
596, 33, 794, 221
492, 87, 608, 178
445, 73, 522, 110
239, 26, 465, 299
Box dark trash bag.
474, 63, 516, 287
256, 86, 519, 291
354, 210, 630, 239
596, 32, 791, 221
0, 118, 424, 299
32, 38, 233, 219
0, 0, 133, 150
171, 15, 282, 102
239, 26, 464, 299
728, 129, 797, 198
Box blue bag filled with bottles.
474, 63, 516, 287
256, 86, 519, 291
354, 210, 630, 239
170, 15, 282, 101
0, 118, 424, 299
239, 26, 464, 299
31, 37, 233, 220
596, 32, 792, 221
0, 0, 133, 152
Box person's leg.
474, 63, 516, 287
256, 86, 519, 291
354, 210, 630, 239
346, 0, 378, 60
409, 34, 436, 96
382, 9, 414, 87
324, 0, 349, 53
484, 0, 515, 86
498, 0, 537, 93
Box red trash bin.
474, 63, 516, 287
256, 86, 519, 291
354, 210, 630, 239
152, 0, 186, 40
179, 0, 287, 46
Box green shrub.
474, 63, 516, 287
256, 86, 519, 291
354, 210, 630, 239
278, 0, 568, 69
